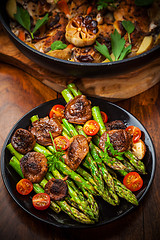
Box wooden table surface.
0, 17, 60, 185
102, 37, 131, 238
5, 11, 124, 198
0, 62, 160, 240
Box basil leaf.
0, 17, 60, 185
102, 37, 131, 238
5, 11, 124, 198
111, 29, 125, 61
135, 0, 154, 6
14, 6, 31, 32
32, 13, 49, 34
95, 41, 113, 62
51, 41, 67, 51
122, 20, 135, 34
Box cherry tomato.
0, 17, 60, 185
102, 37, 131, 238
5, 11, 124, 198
100, 111, 108, 123
126, 126, 141, 143
54, 136, 70, 150
83, 120, 100, 136
32, 193, 51, 210
16, 179, 33, 195
123, 172, 143, 192
49, 105, 65, 119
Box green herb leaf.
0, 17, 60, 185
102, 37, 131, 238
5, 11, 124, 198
122, 20, 135, 43
97, 0, 115, 11
135, 0, 154, 6
122, 20, 135, 34
111, 29, 125, 61
51, 41, 67, 51
104, 134, 124, 159
32, 13, 49, 34
95, 41, 113, 62
14, 7, 49, 39
14, 6, 31, 32
118, 45, 132, 60
47, 132, 65, 171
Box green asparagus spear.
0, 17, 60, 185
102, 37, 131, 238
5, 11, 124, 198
47, 169, 97, 221
113, 177, 138, 206
55, 160, 97, 195
67, 83, 82, 96
92, 106, 106, 135
124, 151, 146, 174
61, 88, 74, 103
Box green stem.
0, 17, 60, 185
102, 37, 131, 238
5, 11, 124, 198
92, 106, 106, 135
67, 83, 82, 97
61, 88, 74, 103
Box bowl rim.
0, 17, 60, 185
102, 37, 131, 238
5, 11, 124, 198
0, 97, 156, 229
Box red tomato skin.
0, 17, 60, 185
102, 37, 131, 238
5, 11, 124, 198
49, 105, 65, 118
123, 172, 143, 192
54, 136, 70, 151
83, 120, 100, 136
125, 126, 141, 143
100, 111, 108, 123
32, 193, 51, 210
16, 179, 33, 195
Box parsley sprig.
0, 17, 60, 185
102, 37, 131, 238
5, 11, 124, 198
104, 134, 124, 160
122, 20, 135, 43
95, 29, 132, 62
14, 6, 49, 39
47, 132, 65, 171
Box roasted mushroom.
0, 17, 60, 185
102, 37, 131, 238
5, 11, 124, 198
29, 116, 63, 146
105, 120, 126, 131
73, 46, 103, 62
99, 129, 131, 153
64, 95, 92, 124
65, 15, 99, 47
20, 152, 48, 183
11, 128, 36, 154
44, 177, 68, 201
63, 135, 89, 171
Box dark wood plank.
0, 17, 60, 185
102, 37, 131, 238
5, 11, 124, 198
0, 24, 160, 101
0, 62, 159, 240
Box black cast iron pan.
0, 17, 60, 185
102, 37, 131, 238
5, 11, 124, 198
0, 0, 160, 78
1, 97, 156, 228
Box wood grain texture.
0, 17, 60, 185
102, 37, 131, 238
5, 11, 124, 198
0, 25, 160, 101
0, 62, 160, 240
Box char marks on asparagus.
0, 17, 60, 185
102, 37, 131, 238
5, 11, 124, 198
20, 152, 48, 183
63, 135, 89, 171
64, 95, 92, 124
99, 129, 131, 153
11, 128, 36, 154
29, 116, 63, 146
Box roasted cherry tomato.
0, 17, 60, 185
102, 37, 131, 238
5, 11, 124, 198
123, 172, 143, 192
83, 120, 100, 136
16, 179, 33, 195
49, 105, 65, 119
100, 111, 108, 123
126, 126, 141, 143
54, 136, 70, 150
32, 193, 51, 210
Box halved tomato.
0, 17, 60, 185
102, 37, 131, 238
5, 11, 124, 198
16, 179, 33, 195
126, 126, 141, 143
49, 105, 65, 119
32, 193, 51, 210
83, 120, 100, 136
100, 111, 108, 123
123, 172, 143, 192
54, 136, 70, 150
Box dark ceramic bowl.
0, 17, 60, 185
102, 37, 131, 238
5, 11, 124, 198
0, 0, 160, 77
1, 97, 156, 228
